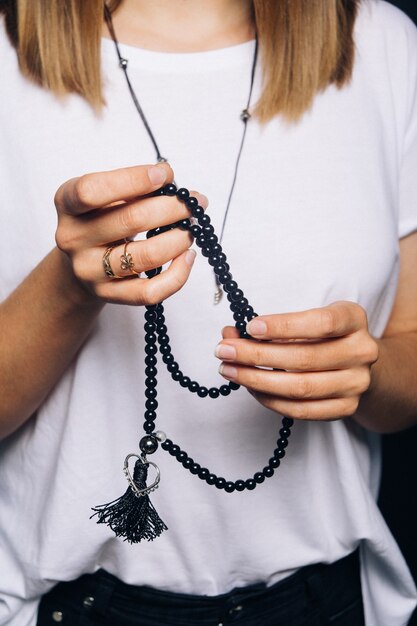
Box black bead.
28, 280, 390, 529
176, 188, 190, 201
139, 435, 158, 455
224, 481, 235, 493
206, 473, 217, 485
269, 457, 281, 469
144, 321, 154, 333
196, 235, 208, 247
145, 377, 157, 389
163, 183, 177, 196
235, 321, 247, 332
198, 214, 211, 226
159, 344, 172, 356
145, 268, 161, 278
219, 385, 231, 396
198, 467, 209, 480
228, 289, 244, 302
161, 438, 173, 451
178, 219, 191, 230
254, 472, 265, 484
190, 463, 201, 475
143, 420, 154, 433
190, 225, 202, 238
215, 477, 226, 489
188, 381, 199, 393
176, 450, 187, 462
201, 224, 214, 235
145, 366, 157, 378
245, 479, 256, 490
233, 311, 245, 322
144, 410, 156, 421
263, 466, 274, 478
157, 324, 168, 335
186, 196, 198, 209
208, 387, 220, 399
145, 309, 157, 321
169, 444, 180, 456
208, 237, 219, 249
145, 388, 157, 400
180, 376, 191, 388
191, 205, 204, 218
218, 272, 233, 285
243, 305, 254, 317
235, 480, 246, 492
182, 457, 194, 469
171, 370, 183, 382
197, 386, 209, 398
274, 448, 286, 459
162, 353, 174, 364
282, 417, 294, 428
145, 398, 158, 411
167, 361, 179, 373
145, 344, 157, 356
279, 428, 291, 438
276, 437, 288, 449
145, 333, 157, 345
229, 382, 240, 391
201, 246, 211, 258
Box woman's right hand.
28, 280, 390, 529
54, 163, 203, 305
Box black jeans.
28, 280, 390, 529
37, 550, 364, 626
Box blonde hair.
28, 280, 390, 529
0, 0, 360, 121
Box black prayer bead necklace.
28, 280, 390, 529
91, 7, 294, 543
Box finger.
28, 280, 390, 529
77, 191, 208, 246
222, 326, 240, 340
246, 302, 368, 341
73, 229, 193, 283
55, 163, 173, 215
215, 332, 377, 371
251, 394, 360, 421
94, 249, 197, 305
218, 364, 370, 399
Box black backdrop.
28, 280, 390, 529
379, 0, 417, 598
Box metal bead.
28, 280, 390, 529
52, 612, 63, 623
139, 435, 158, 455
154, 430, 167, 443
240, 108, 251, 121
119, 58, 128, 69
82, 596, 95, 608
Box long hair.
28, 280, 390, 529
0, 0, 360, 121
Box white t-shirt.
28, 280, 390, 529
1, 1, 417, 624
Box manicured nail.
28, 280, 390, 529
148, 165, 167, 186
215, 344, 236, 360
185, 249, 197, 267
247, 319, 267, 337
219, 364, 238, 380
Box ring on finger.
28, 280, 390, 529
102, 245, 121, 279
120, 240, 141, 277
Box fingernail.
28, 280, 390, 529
247, 319, 267, 336
215, 344, 236, 360
219, 364, 238, 380
185, 249, 197, 267
148, 165, 167, 186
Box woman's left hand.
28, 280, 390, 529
216, 301, 379, 421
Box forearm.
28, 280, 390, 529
0, 247, 104, 439
356, 333, 417, 433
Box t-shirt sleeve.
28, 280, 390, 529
398, 13, 417, 238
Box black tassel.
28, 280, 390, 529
91, 460, 167, 543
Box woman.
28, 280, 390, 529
0, 0, 417, 624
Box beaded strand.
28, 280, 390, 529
138, 183, 294, 492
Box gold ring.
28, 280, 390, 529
120, 240, 141, 276
103, 245, 118, 279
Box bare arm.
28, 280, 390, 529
0, 163, 203, 439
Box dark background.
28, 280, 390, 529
379, 0, 417, 604
391, 0, 417, 23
